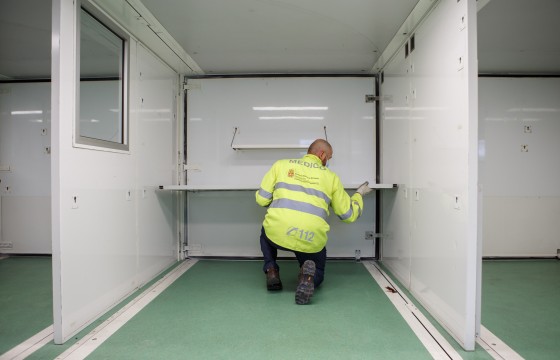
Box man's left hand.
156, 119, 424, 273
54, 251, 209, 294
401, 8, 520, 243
356, 181, 372, 196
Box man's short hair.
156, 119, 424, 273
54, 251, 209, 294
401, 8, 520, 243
308, 139, 332, 155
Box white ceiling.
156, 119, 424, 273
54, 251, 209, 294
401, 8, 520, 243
1, 0, 560, 79
139, 0, 418, 75
477, 0, 560, 74
0, 0, 51, 79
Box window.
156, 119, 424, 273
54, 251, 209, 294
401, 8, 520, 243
77, 8, 128, 151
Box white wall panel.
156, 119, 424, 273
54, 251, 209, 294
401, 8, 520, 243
0, 82, 51, 253
483, 197, 560, 257
480, 77, 560, 256
186, 77, 376, 189
327, 194, 376, 258
52, 0, 179, 342
0, 196, 51, 253
187, 191, 375, 258
185, 76, 377, 258
184, 76, 377, 258
0, 80, 127, 254
480, 78, 560, 197
186, 191, 267, 257
380, 0, 479, 350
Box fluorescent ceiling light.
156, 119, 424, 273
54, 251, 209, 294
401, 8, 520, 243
508, 108, 558, 113
11, 110, 43, 115
259, 116, 324, 120
113, 108, 170, 113
253, 106, 328, 111
138, 109, 171, 113
384, 107, 410, 111
385, 116, 425, 120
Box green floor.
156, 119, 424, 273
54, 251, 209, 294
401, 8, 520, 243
0, 256, 52, 356
481, 259, 560, 360
1, 257, 559, 359
85, 261, 433, 360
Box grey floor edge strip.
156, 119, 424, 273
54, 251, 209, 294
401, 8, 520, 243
362, 261, 463, 360
56, 259, 198, 360
0, 326, 54, 360
0, 259, 197, 360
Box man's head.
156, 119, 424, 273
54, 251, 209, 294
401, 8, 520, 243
308, 139, 333, 166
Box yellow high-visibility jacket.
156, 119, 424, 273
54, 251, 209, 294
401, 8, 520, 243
256, 154, 364, 253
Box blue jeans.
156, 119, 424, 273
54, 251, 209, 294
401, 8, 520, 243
260, 226, 326, 287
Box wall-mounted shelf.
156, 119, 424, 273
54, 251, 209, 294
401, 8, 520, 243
230, 125, 327, 151
159, 185, 258, 191
231, 144, 309, 151
158, 184, 398, 191
368, 183, 398, 189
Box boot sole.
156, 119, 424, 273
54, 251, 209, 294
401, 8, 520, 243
267, 281, 283, 291
295, 260, 316, 305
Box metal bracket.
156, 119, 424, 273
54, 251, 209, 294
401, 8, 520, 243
182, 164, 201, 172
183, 83, 201, 91
231, 126, 328, 149
366, 231, 388, 240
230, 127, 238, 148
185, 244, 202, 252
365, 95, 393, 103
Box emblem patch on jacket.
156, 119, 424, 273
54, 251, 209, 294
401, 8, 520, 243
288, 169, 295, 177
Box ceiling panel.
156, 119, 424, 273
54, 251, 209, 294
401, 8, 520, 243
139, 0, 419, 74
477, 0, 560, 75
2, 0, 560, 79
0, 0, 52, 79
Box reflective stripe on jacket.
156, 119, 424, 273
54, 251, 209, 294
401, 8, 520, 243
256, 154, 364, 253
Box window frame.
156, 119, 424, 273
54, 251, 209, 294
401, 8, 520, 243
75, 4, 130, 153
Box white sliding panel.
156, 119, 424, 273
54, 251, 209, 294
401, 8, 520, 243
51, 0, 76, 342
52, 0, 179, 343
380, 0, 479, 350
135, 44, 180, 280
480, 77, 560, 257
378, 49, 412, 287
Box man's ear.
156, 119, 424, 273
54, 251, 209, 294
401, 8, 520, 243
320, 152, 327, 165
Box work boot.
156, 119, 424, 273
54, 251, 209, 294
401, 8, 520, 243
295, 260, 316, 305
266, 267, 282, 291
